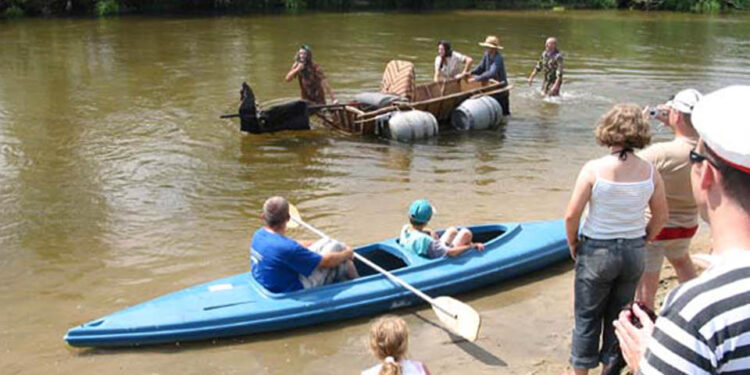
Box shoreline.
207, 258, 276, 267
3, 3, 748, 19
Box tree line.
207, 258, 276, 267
1, 0, 747, 18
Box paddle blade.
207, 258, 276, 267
432, 296, 481, 342
287, 203, 301, 229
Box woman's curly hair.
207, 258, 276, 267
594, 103, 652, 149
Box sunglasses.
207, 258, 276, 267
690, 149, 719, 168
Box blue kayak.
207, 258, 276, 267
65, 219, 568, 347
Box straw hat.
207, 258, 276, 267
478, 35, 503, 50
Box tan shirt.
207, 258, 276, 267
640, 136, 699, 228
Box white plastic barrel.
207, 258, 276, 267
388, 110, 438, 142
451, 96, 504, 130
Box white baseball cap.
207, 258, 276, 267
691, 85, 750, 174
667, 88, 702, 114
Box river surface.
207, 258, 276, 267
1, 10, 749, 375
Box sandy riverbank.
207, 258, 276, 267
388, 230, 713, 375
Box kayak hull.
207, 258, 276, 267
65, 220, 568, 347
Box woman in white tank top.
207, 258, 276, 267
563, 104, 668, 374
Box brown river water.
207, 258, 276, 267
1, 9, 749, 375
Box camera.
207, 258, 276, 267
601, 301, 658, 375
627, 301, 657, 327
647, 107, 660, 119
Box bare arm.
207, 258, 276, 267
564, 162, 595, 260
285, 62, 302, 82
445, 242, 484, 257
645, 171, 668, 242
321, 77, 336, 103
527, 67, 539, 85
528, 56, 542, 85
318, 246, 353, 268
461, 56, 474, 77
426, 228, 438, 239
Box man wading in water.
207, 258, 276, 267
527, 37, 564, 97
285, 44, 337, 105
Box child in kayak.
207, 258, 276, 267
362, 316, 430, 375
399, 199, 484, 258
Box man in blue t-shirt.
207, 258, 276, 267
250, 196, 355, 293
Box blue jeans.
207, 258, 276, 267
570, 236, 646, 369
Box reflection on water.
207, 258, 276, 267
0, 9, 749, 375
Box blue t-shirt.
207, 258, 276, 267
250, 228, 322, 293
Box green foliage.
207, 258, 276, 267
586, 0, 618, 8
95, 0, 120, 16
4, 5, 25, 17
0, 0, 746, 16
284, 0, 305, 10
633, 0, 747, 11
691, 0, 721, 12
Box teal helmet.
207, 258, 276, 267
409, 199, 433, 224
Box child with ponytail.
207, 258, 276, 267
362, 316, 430, 375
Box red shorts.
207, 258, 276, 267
654, 225, 698, 241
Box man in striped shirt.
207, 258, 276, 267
614, 85, 750, 374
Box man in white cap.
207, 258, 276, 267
635, 88, 703, 311
614, 85, 750, 374
469, 35, 510, 116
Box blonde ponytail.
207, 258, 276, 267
379, 356, 402, 375
369, 316, 409, 375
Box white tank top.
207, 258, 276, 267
361, 360, 428, 375
581, 163, 655, 239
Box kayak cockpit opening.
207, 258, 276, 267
354, 244, 409, 277
471, 228, 506, 243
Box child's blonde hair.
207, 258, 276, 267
369, 316, 409, 375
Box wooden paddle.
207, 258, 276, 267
287, 203, 481, 342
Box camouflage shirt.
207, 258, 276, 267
535, 50, 564, 89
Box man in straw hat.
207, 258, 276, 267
470, 35, 510, 116
614, 85, 750, 374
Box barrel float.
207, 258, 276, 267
387, 110, 438, 142
451, 96, 504, 130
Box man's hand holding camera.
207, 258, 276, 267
613, 303, 656, 372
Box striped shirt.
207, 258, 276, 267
639, 250, 750, 375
